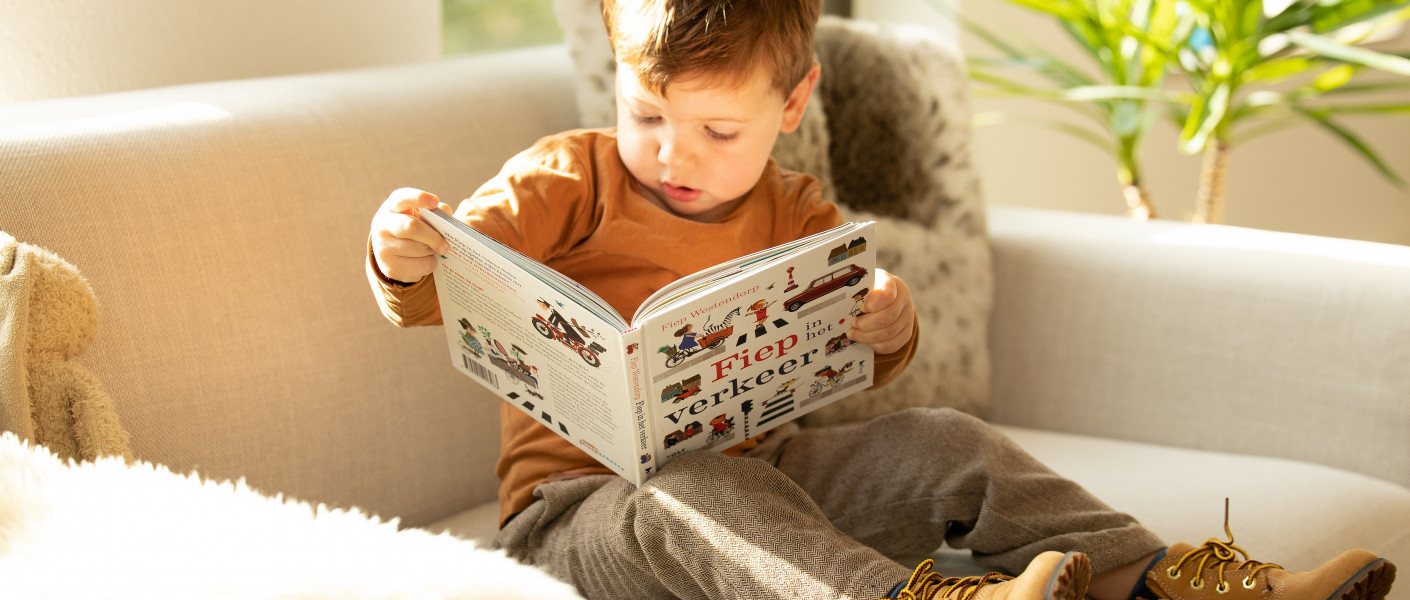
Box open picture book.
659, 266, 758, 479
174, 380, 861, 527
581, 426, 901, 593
420, 208, 877, 485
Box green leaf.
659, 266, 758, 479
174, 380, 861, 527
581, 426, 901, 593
1310, 0, 1408, 34
1025, 45, 1104, 86
1057, 18, 1111, 74
967, 69, 1114, 123
970, 73, 1184, 106
1310, 103, 1410, 115
1291, 105, 1405, 186
1240, 0, 1264, 40
950, 6, 1098, 88
1235, 90, 1410, 117
1061, 85, 1190, 102
1244, 57, 1317, 83
1318, 80, 1410, 96
973, 111, 1118, 153
1230, 91, 1288, 120
1262, 0, 1318, 35
1286, 31, 1410, 76
1313, 64, 1360, 92
1113, 99, 1145, 136
968, 70, 1071, 99
1232, 116, 1307, 144
1182, 82, 1231, 153
1003, 0, 1093, 22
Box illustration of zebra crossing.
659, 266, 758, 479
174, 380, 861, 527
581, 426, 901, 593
505, 391, 568, 435
756, 378, 798, 429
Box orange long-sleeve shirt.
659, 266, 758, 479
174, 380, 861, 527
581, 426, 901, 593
368, 129, 917, 525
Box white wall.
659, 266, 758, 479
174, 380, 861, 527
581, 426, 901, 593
0, 0, 441, 103
857, 0, 1410, 246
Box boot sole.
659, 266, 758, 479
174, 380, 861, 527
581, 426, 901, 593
1041, 551, 1091, 600
1326, 558, 1395, 600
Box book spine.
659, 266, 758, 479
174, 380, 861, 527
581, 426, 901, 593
621, 326, 654, 486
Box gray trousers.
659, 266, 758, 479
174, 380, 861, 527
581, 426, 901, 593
497, 408, 1164, 600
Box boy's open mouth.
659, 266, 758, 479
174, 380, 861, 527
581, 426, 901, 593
661, 182, 702, 203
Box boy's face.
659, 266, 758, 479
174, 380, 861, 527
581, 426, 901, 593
615, 61, 817, 223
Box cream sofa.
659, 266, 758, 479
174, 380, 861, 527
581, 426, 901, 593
3, 44, 1409, 581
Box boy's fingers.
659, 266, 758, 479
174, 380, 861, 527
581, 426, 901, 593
384, 187, 441, 216
851, 299, 901, 336
874, 316, 915, 354
849, 308, 913, 353
855, 288, 904, 331
848, 269, 914, 352
377, 254, 438, 284
862, 269, 899, 312
377, 212, 449, 254
378, 232, 441, 258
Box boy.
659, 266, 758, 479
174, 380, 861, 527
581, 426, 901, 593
366, 1, 1395, 599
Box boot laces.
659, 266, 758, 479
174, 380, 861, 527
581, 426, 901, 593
892, 559, 1014, 600
1168, 500, 1282, 593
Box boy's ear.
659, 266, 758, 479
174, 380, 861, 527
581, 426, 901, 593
780, 62, 822, 134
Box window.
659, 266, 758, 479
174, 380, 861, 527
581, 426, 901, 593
443, 1, 851, 56
443, 0, 564, 56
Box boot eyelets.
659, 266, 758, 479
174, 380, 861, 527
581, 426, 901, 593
1167, 567, 1181, 579
1242, 576, 1257, 589
1216, 581, 1230, 594
1190, 577, 1204, 590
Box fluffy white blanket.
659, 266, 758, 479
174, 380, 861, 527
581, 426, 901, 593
0, 433, 582, 599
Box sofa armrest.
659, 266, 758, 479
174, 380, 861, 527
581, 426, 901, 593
985, 205, 1410, 489
1, 45, 581, 527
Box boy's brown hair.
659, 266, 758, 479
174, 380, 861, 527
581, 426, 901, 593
601, 0, 821, 97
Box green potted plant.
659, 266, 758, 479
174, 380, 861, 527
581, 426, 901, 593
1156, 0, 1410, 223
944, 0, 1194, 219
945, 0, 1410, 223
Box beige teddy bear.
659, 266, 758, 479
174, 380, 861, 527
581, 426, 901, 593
0, 231, 132, 462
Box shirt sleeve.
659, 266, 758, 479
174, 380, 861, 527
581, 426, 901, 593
364, 130, 604, 328
365, 240, 444, 327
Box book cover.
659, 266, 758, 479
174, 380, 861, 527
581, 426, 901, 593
633, 226, 876, 475
420, 209, 640, 480
421, 208, 877, 484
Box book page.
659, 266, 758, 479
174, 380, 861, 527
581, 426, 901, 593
637, 223, 877, 467
631, 222, 860, 322
421, 209, 639, 477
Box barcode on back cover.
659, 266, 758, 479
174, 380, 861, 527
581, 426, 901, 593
463, 354, 498, 389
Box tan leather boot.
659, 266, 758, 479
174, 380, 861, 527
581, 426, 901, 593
1144, 541, 1395, 600
884, 551, 1091, 600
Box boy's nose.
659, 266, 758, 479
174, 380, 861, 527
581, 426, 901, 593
658, 135, 692, 169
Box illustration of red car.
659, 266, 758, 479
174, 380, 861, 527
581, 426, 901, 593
783, 264, 866, 312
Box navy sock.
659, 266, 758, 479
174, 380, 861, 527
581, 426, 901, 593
1127, 548, 1168, 600
886, 581, 907, 598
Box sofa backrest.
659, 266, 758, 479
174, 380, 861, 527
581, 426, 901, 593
1, 46, 580, 526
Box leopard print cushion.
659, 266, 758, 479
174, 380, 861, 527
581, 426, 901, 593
554, 3, 992, 422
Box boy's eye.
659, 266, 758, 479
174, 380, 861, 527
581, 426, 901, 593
705, 127, 738, 142
632, 113, 661, 125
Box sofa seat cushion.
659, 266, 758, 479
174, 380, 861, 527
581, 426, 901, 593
426, 500, 503, 546
427, 425, 1410, 576
996, 426, 1410, 572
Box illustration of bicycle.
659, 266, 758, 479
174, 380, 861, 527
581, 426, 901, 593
532, 314, 607, 367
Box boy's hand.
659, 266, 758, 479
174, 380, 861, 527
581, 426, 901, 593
847, 268, 915, 355
370, 188, 453, 285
